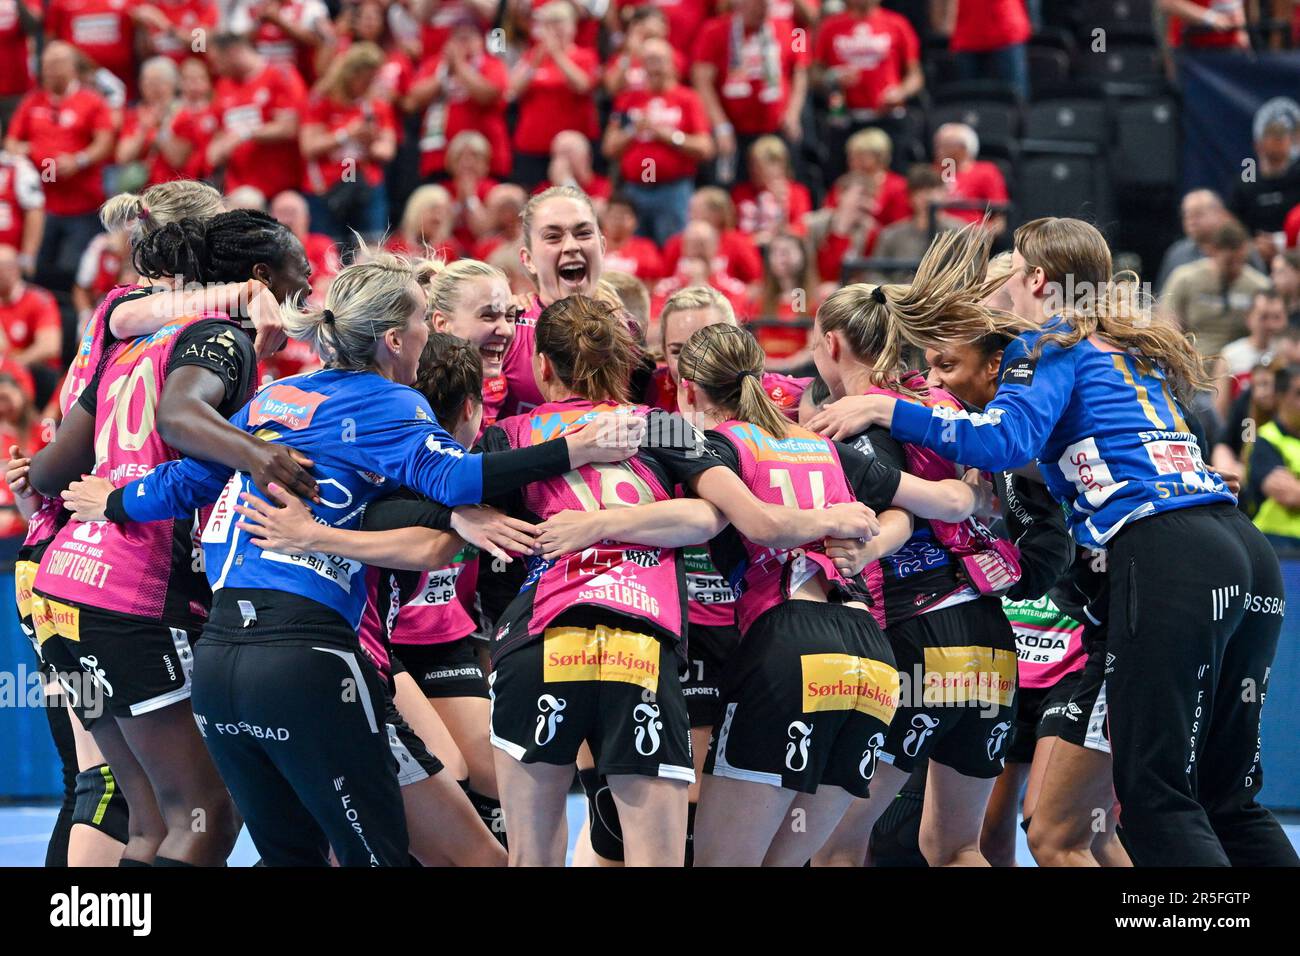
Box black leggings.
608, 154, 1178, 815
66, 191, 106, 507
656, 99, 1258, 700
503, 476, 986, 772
1107, 504, 1298, 867
42, 672, 78, 868
190, 590, 409, 867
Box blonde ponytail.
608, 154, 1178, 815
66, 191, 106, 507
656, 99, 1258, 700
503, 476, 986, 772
678, 323, 790, 437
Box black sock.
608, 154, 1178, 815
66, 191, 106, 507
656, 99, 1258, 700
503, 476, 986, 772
118, 858, 152, 868
151, 856, 194, 867
465, 788, 507, 849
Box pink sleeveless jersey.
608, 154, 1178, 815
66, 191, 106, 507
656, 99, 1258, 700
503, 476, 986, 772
22, 284, 141, 552
496, 399, 683, 641
359, 546, 480, 657
867, 374, 1022, 597
35, 314, 238, 624
481, 296, 544, 430
713, 420, 859, 637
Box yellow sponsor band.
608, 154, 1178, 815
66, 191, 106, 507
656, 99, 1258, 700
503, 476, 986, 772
922, 645, 1017, 706
801, 653, 900, 723
542, 625, 660, 692
14, 560, 37, 620
32, 596, 81, 646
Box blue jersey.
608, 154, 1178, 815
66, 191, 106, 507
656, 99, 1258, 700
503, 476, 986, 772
117, 368, 486, 628
891, 320, 1234, 549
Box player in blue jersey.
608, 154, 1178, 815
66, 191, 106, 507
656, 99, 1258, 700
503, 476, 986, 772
62, 253, 645, 866
809, 218, 1298, 867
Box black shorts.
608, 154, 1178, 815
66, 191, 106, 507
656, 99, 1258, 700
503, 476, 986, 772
704, 601, 898, 799
880, 596, 1018, 779
1007, 670, 1083, 764
488, 619, 693, 782
392, 638, 489, 699
1056, 621, 1110, 754
680, 622, 739, 728
32, 593, 197, 729
382, 692, 444, 787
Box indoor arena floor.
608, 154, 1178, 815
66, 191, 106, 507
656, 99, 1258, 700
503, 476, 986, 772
1, 801, 1298, 866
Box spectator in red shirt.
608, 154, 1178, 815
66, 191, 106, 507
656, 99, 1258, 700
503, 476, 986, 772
753, 229, 819, 371
134, 0, 220, 65
610, 0, 710, 53
812, 171, 879, 282
414, 0, 497, 57
72, 226, 131, 328
207, 31, 307, 206
601, 193, 668, 281
732, 135, 812, 245
691, 0, 809, 185
825, 126, 911, 226
652, 219, 753, 318
603, 6, 686, 98
0, 243, 61, 404
327, 0, 413, 106
0, 144, 44, 274
473, 182, 527, 260
933, 120, 1009, 228
299, 41, 397, 247
533, 130, 613, 212
604, 36, 713, 245
508, 1, 601, 190
47, 0, 138, 99
1160, 0, 1249, 51
406, 20, 511, 181
4, 41, 114, 292
932, 0, 1030, 99
240, 0, 335, 84
161, 56, 218, 181
445, 130, 498, 250
388, 183, 463, 261
117, 57, 186, 186
0, 0, 40, 128
662, 184, 764, 283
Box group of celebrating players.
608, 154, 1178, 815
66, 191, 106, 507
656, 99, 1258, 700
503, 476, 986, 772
6, 175, 1297, 868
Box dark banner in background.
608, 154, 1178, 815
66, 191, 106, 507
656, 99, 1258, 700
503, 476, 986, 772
1180, 51, 1300, 199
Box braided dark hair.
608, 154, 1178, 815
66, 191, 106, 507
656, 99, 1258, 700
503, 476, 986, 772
132, 209, 300, 286
414, 332, 484, 431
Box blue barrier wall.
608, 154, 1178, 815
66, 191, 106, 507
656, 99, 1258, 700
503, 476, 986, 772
3, 564, 1300, 808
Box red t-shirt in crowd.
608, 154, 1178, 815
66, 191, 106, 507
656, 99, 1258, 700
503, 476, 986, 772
168, 102, 219, 180
0, 0, 37, 98
212, 62, 307, 200
451, 176, 498, 250
532, 174, 612, 201
301, 93, 397, 193
731, 179, 812, 236
121, 105, 191, 185
827, 170, 911, 227
661, 226, 762, 282
414, 53, 511, 179
8, 84, 115, 216
940, 159, 1009, 222
249, 0, 331, 83
750, 294, 818, 360
1284, 202, 1300, 249
0, 283, 61, 369
651, 265, 752, 320
814, 8, 919, 112
75, 232, 126, 300
45, 0, 137, 95
691, 14, 808, 136
1166, 0, 1247, 49
335, 36, 412, 105
768, 0, 820, 33
949, 0, 1031, 53
616, 0, 712, 51
0, 153, 43, 249
612, 83, 709, 183
513, 44, 602, 155
605, 235, 667, 281
420, 1, 494, 56
145, 0, 219, 63
611, 49, 690, 95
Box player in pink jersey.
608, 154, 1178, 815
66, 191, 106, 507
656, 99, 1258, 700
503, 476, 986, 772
480, 295, 882, 865
480, 185, 607, 430
28, 210, 313, 866
807, 229, 1027, 868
